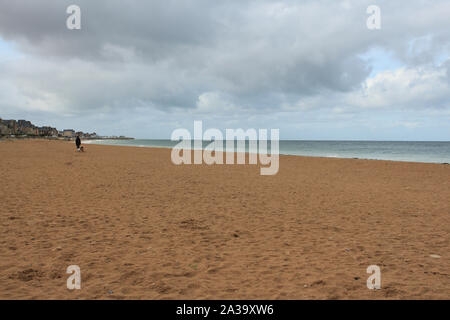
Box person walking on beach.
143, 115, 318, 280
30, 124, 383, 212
75, 135, 81, 151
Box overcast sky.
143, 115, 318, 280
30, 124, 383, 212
0, 0, 449, 140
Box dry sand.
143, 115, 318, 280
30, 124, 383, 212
0, 139, 449, 299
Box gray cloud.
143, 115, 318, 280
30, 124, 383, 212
0, 0, 449, 138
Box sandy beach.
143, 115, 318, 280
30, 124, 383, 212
0, 139, 449, 299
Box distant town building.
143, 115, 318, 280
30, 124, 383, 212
0, 118, 61, 137
39, 126, 58, 137
0, 117, 129, 140
0, 119, 9, 135
0, 119, 17, 135
63, 129, 75, 137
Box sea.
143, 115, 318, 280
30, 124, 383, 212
83, 139, 450, 164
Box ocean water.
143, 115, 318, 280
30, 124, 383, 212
84, 139, 450, 164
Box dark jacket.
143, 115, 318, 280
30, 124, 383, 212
75, 136, 81, 147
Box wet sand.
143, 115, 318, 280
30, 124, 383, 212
0, 139, 449, 299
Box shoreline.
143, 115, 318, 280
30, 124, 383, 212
3, 137, 448, 165
83, 139, 450, 165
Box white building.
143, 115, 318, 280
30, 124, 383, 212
63, 129, 75, 137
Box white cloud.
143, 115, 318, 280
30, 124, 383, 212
346, 65, 450, 110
